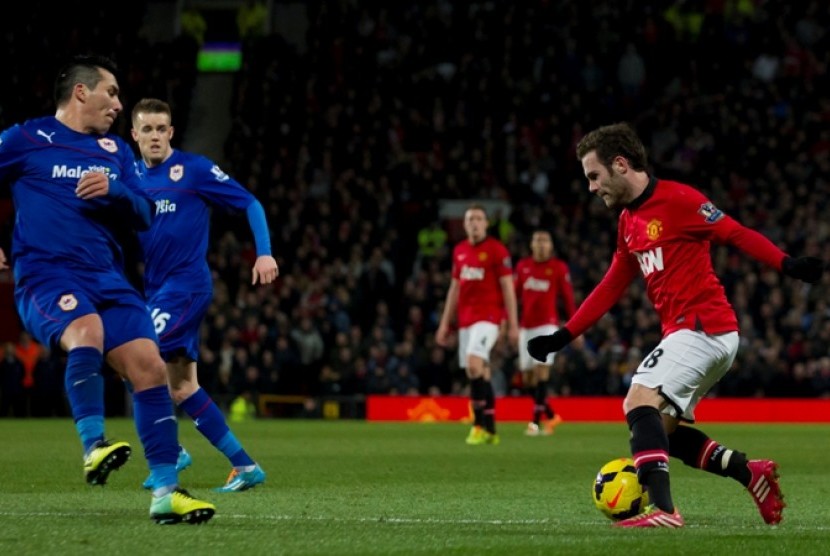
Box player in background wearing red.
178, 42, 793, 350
528, 123, 825, 528
436, 204, 519, 445
514, 229, 575, 436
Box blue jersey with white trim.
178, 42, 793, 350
0, 116, 151, 280
137, 149, 257, 295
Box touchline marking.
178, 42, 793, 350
1, 511, 829, 530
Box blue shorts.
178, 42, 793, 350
15, 268, 158, 353
146, 290, 212, 362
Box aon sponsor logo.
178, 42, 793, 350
524, 277, 551, 292
635, 247, 664, 276
460, 265, 485, 280
155, 199, 177, 214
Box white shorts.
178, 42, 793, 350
631, 329, 739, 422
458, 321, 500, 369
518, 325, 558, 370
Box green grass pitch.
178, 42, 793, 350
0, 418, 828, 555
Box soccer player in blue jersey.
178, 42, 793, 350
0, 55, 215, 524
130, 98, 277, 492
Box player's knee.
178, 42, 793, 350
109, 339, 168, 389
465, 355, 486, 377
61, 315, 105, 350
623, 385, 661, 413
169, 381, 197, 405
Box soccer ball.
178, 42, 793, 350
592, 457, 649, 520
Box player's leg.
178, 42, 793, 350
518, 327, 540, 435
108, 338, 215, 524
152, 291, 264, 492
614, 332, 692, 528
103, 292, 215, 524
624, 384, 675, 512
15, 276, 130, 485
521, 325, 560, 435
465, 322, 500, 444
534, 363, 563, 435
60, 315, 133, 485
168, 356, 265, 492
667, 424, 783, 524
662, 332, 783, 524
617, 330, 742, 527
458, 327, 484, 441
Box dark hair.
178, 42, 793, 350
53, 55, 119, 106
131, 97, 172, 126
575, 122, 648, 171
465, 202, 488, 219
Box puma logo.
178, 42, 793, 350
37, 129, 56, 144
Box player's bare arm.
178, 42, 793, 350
75, 171, 110, 200
0, 247, 7, 270
435, 279, 459, 347
252, 255, 279, 285
499, 274, 519, 347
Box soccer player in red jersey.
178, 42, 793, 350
529, 123, 825, 528
514, 230, 576, 436
436, 204, 519, 445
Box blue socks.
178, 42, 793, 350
180, 388, 254, 467
64, 347, 105, 453
133, 385, 179, 492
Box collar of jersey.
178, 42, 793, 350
625, 175, 658, 211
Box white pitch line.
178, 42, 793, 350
1, 511, 828, 531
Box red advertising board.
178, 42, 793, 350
366, 396, 830, 423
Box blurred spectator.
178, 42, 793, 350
3, 1, 829, 410
31, 348, 67, 417
0, 342, 26, 417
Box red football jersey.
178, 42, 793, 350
566, 178, 788, 338
451, 236, 513, 327
515, 256, 576, 328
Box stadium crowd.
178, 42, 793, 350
1, 0, 829, 417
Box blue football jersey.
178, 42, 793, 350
137, 149, 258, 295
0, 116, 152, 280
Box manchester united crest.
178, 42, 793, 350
478, 252, 488, 262
646, 219, 663, 241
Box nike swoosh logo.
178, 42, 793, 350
607, 486, 625, 508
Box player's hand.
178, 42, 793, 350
527, 328, 573, 362
252, 255, 279, 285
0, 248, 8, 270
507, 324, 519, 348
75, 171, 110, 199
782, 256, 825, 283
435, 324, 451, 347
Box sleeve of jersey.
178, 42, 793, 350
710, 216, 787, 270
495, 242, 513, 277
558, 261, 577, 318
679, 187, 787, 270
196, 156, 257, 212
564, 251, 638, 338
0, 126, 27, 181
108, 150, 154, 230
245, 200, 272, 257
